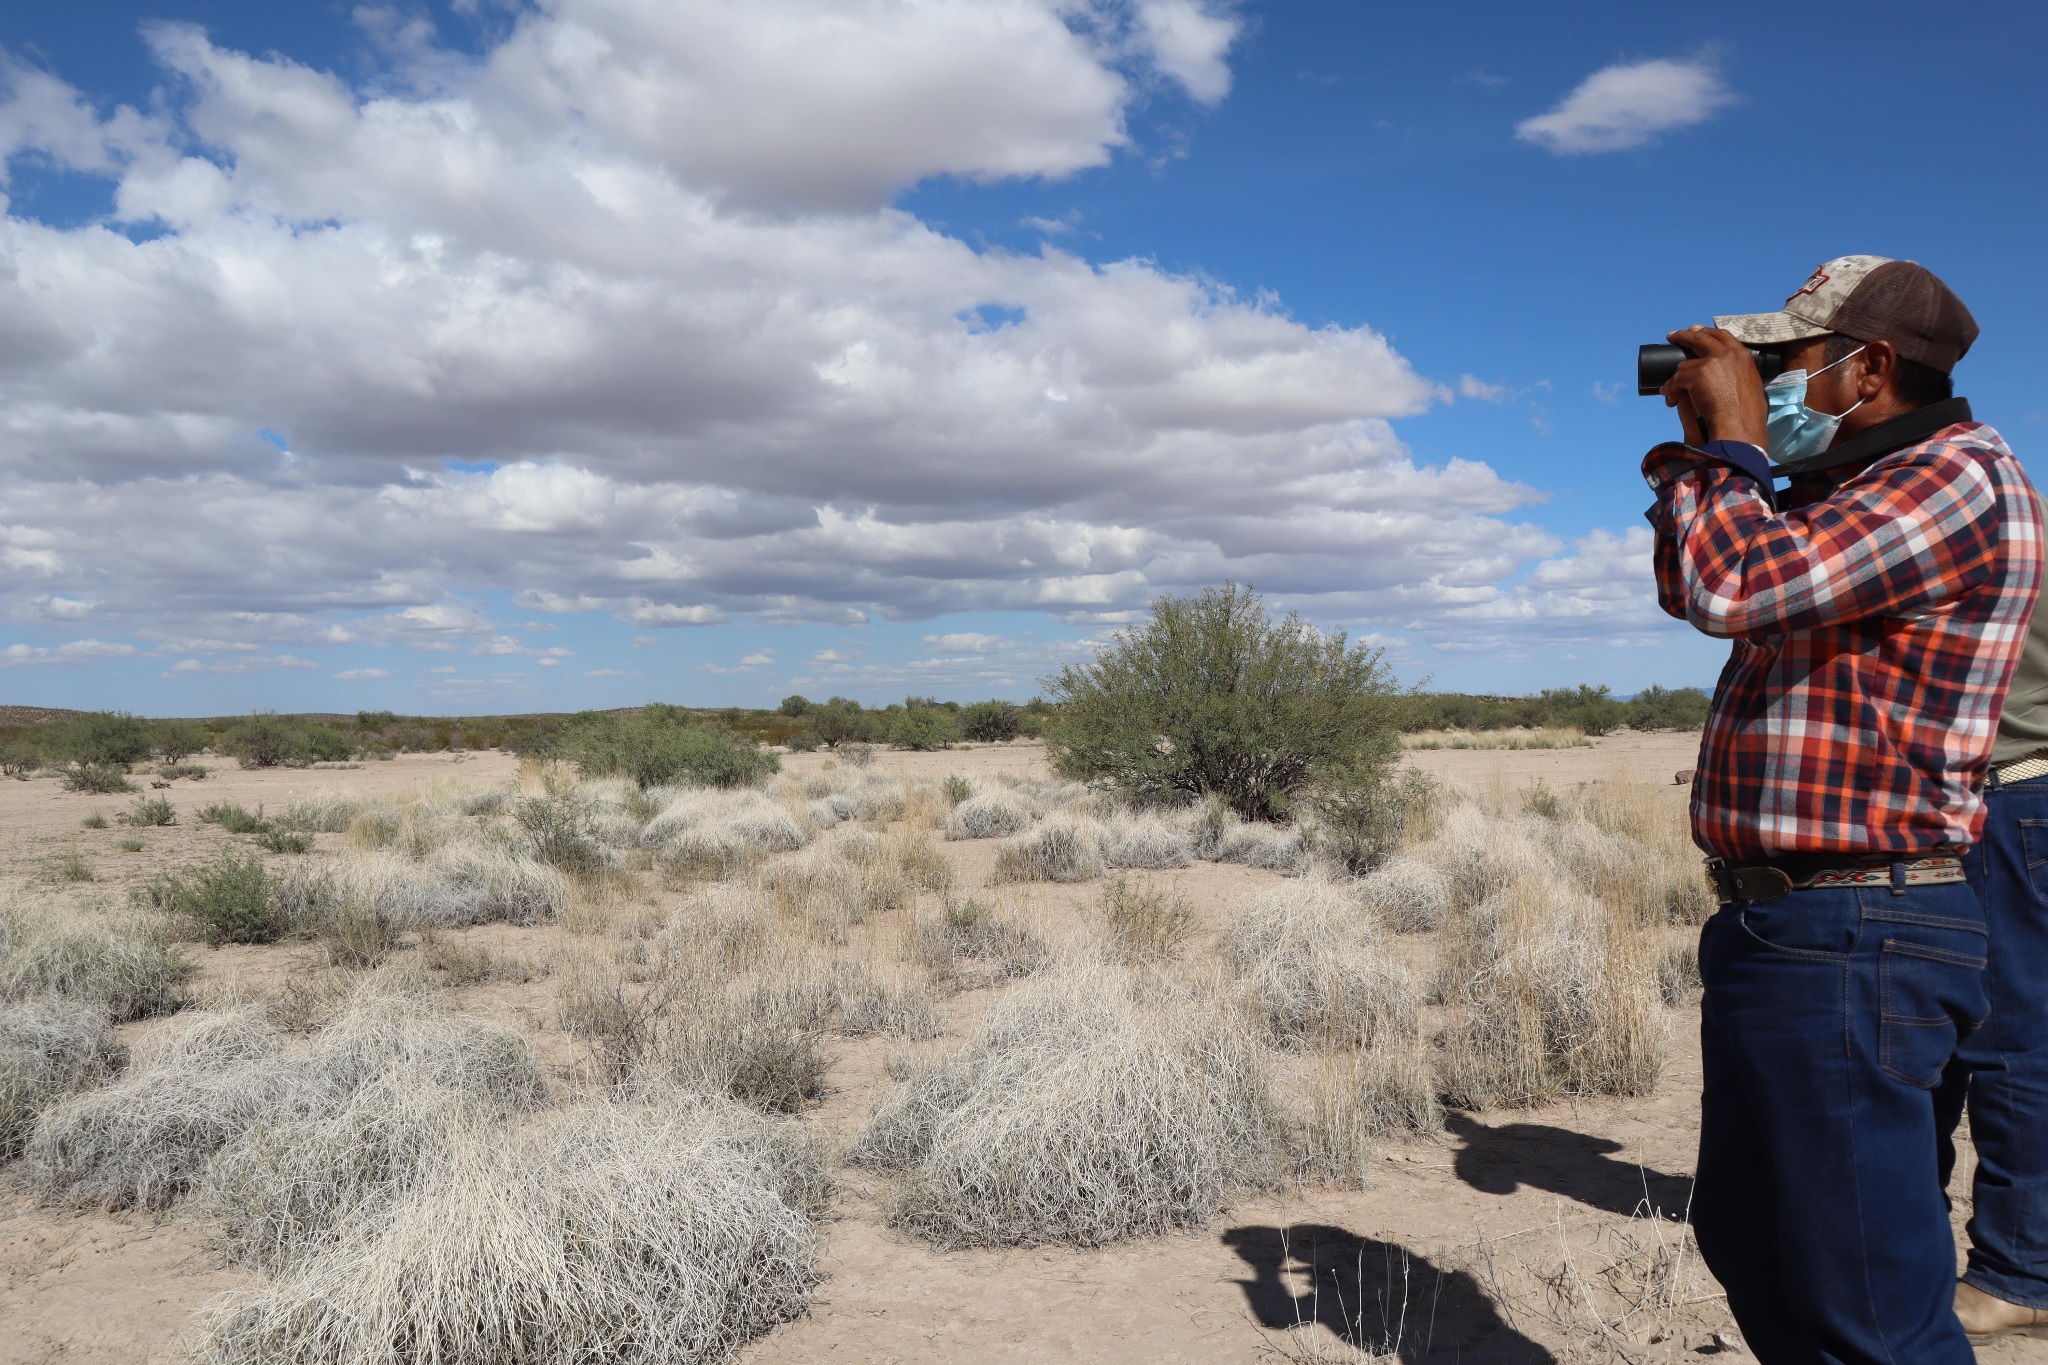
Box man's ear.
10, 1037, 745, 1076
1855, 339, 1898, 401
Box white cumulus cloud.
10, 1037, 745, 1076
1515, 58, 1734, 155
0, 1, 1670, 682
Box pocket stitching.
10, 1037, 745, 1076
1736, 907, 1851, 961
1881, 938, 1987, 970
1878, 939, 1982, 1087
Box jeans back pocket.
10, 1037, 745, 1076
1878, 937, 1989, 1088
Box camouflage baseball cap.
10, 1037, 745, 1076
1715, 255, 1980, 373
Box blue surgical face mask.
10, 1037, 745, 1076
1764, 345, 1867, 462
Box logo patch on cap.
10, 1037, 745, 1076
1787, 265, 1831, 303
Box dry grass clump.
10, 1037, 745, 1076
991, 818, 1107, 883
199, 1072, 492, 1272
784, 769, 905, 827
1355, 855, 1452, 933
833, 961, 945, 1040
1435, 876, 1662, 1108
1098, 810, 1198, 869
28, 981, 547, 1221
1296, 1041, 1446, 1189
286, 844, 568, 935
849, 964, 1284, 1248
1404, 727, 1591, 750
943, 790, 1037, 840
915, 897, 1049, 987
25, 1007, 291, 1210
196, 1093, 826, 1365
1097, 875, 1198, 962
1224, 879, 1418, 1051
645, 789, 810, 877
1, 998, 125, 1159
1412, 802, 1548, 915
281, 790, 375, 833
650, 963, 836, 1114
559, 897, 836, 1112
761, 829, 953, 937
0, 904, 190, 1020
1214, 819, 1307, 871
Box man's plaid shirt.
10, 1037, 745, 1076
1644, 421, 2042, 860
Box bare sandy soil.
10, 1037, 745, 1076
0, 734, 2037, 1365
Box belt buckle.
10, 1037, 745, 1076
1706, 859, 1794, 903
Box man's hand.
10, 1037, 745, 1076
1659, 325, 1770, 450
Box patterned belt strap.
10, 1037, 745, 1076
1997, 754, 2048, 785
1802, 857, 1966, 890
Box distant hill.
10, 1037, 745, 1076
0, 706, 83, 726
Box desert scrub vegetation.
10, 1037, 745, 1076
60, 761, 136, 793
1407, 793, 1685, 1108
1044, 583, 1402, 821
1224, 877, 1419, 1051
196, 1093, 826, 1365
0, 904, 190, 1020
914, 897, 1048, 988
1, 998, 125, 1159
143, 853, 279, 944
990, 817, 1108, 883
1096, 875, 1197, 963
25, 981, 544, 1216
528, 703, 779, 789
850, 963, 1284, 1248
1404, 727, 1592, 750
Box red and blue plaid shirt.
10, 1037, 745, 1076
1645, 421, 2042, 859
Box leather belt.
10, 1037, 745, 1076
1706, 853, 1966, 904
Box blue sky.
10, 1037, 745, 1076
1, 1, 2042, 716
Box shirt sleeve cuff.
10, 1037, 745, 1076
1701, 439, 1774, 489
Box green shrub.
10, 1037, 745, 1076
514, 791, 606, 873
1, 731, 48, 776
889, 707, 956, 751
120, 796, 177, 828
220, 713, 307, 768
958, 700, 1021, 743
52, 711, 153, 768
151, 719, 209, 764
1044, 583, 1401, 821
198, 802, 272, 834
81, 812, 108, 829
158, 763, 210, 780
257, 829, 314, 855
779, 695, 814, 717
783, 724, 821, 753
1624, 684, 1711, 731
1304, 764, 1438, 874
300, 725, 357, 763
567, 706, 777, 788
63, 764, 136, 794
943, 775, 973, 807
46, 847, 96, 884
355, 710, 399, 728
142, 854, 278, 945
1535, 684, 1626, 738
811, 697, 878, 747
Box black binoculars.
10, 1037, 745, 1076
1637, 343, 1786, 396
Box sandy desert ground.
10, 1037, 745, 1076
1, 732, 2039, 1365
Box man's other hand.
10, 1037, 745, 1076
1660, 325, 1770, 450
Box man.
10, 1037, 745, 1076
1940, 573, 2048, 1343
1644, 255, 2041, 1363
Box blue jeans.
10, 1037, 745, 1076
1937, 776, 2048, 1309
1695, 880, 1988, 1364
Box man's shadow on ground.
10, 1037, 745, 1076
1223, 1223, 1555, 1363
1444, 1112, 1694, 1221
